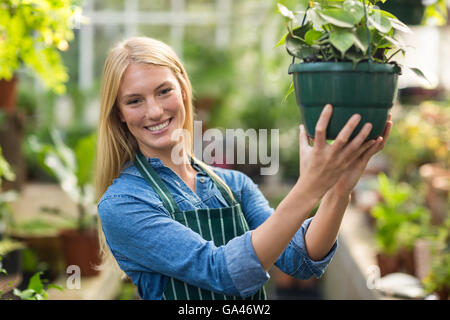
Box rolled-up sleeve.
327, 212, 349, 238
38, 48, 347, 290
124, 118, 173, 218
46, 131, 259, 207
98, 195, 268, 297
238, 172, 337, 279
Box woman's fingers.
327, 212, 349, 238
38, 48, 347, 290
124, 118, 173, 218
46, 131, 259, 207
379, 120, 393, 150
314, 104, 333, 148
299, 124, 311, 150
331, 113, 363, 152
348, 138, 377, 164
337, 121, 373, 161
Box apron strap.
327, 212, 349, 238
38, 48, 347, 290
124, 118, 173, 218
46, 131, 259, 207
134, 150, 181, 214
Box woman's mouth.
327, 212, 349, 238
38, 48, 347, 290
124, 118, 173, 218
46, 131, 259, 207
145, 118, 172, 134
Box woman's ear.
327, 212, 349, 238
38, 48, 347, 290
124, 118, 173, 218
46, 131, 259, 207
117, 108, 125, 123
182, 90, 187, 101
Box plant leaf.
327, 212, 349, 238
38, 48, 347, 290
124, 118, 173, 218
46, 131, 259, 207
282, 81, 294, 104
28, 272, 44, 293
409, 67, 431, 85
318, 8, 359, 28
368, 12, 392, 34
304, 29, 323, 45
354, 25, 369, 54
275, 31, 289, 48
343, 0, 365, 23
329, 28, 354, 57
277, 3, 295, 20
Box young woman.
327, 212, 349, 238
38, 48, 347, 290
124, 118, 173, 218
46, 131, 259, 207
95, 36, 392, 300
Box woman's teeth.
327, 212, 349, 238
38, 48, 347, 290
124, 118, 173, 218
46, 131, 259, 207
147, 119, 170, 131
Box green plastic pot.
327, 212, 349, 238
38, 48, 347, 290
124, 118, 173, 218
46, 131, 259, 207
288, 62, 400, 140
379, 0, 425, 26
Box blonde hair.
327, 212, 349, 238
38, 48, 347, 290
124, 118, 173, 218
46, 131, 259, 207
95, 36, 235, 277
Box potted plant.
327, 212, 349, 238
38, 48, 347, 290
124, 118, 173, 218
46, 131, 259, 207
370, 173, 430, 276
277, 0, 428, 140
379, 0, 448, 26
28, 129, 100, 277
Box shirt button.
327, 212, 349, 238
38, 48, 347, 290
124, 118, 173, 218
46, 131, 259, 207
199, 177, 206, 183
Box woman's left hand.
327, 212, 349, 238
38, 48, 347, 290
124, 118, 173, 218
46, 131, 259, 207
331, 114, 393, 197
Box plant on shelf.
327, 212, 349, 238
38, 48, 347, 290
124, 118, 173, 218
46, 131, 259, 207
370, 173, 431, 276
0, 146, 17, 239
28, 129, 101, 276
422, 217, 450, 300
0, 0, 85, 104
277, 0, 426, 140
384, 100, 450, 182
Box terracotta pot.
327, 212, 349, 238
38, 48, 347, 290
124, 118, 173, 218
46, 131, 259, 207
376, 252, 401, 277
59, 228, 101, 277
0, 75, 18, 111
398, 247, 415, 276
437, 287, 450, 300
11, 234, 64, 281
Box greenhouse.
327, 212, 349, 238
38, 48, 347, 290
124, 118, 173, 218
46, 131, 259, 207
0, 0, 449, 305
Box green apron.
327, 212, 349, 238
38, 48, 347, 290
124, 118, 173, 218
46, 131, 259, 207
134, 150, 267, 300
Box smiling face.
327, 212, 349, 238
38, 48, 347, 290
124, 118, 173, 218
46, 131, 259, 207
117, 63, 186, 158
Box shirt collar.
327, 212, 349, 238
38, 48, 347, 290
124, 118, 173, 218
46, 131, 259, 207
121, 155, 207, 177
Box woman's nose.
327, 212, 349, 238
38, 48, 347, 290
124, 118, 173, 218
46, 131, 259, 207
145, 99, 164, 120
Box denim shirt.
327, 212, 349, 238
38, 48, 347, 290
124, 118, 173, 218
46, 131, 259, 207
97, 157, 338, 300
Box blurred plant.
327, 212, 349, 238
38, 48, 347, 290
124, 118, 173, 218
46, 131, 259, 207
422, 217, 450, 298
0, 0, 87, 94
371, 173, 431, 254
423, 0, 448, 26
0, 147, 18, 238
384, 101, 450, 182
13, 271, 63, 300
183, 41, 236, 101
0, 238, 24, 257
28, 129, 97, 231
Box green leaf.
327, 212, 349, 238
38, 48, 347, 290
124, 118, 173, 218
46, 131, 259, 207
343, 0, 365, 23
75, 132, 97, 187
329, 28, 354, 57
282, 81, 294, 105
354, 25, 369, 54
285, 23, 317, 59
47, 284, 64, 292
275, 31, 289, 48
304, 30, 323, 45
368, 12, 392, 34
307, 8, 327, 28
318, 8, 360, 28
28, 272, 44, 293
409, 67, 431, 85
277, 3, 295, 20
13, 288, 35, 300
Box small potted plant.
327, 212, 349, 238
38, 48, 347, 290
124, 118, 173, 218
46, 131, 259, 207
370, 173, 430, 276
379, 0, 448, 26
277, 0, 426, 140
28, 129, 100, 277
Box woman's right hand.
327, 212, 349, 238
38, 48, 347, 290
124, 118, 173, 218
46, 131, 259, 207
296, 104, 376, 200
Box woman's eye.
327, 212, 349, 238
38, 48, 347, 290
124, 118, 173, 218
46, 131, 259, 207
127, 99, 140, 105
160, 88, 172, 95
